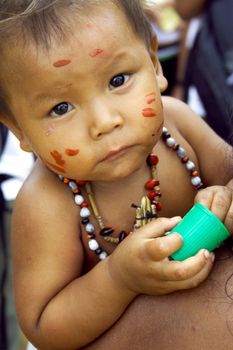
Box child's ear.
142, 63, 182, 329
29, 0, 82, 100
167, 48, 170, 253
0, 117, 33, 153
149, 35, 168, 93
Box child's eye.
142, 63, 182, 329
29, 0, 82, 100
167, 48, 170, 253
50, 102, 74, 117
109, 74, 130, 90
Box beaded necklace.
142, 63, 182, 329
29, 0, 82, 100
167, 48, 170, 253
60, 127, 204, 260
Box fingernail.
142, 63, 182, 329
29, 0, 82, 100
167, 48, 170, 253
203, 249, 210, 259
171, 216, 182, 222
211, 253, 215, 263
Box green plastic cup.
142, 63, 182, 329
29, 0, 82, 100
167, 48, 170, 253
168, 203, 231, 261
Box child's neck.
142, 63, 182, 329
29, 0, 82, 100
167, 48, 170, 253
91, 160, 150, 197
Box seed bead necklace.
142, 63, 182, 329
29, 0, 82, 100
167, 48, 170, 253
60, 127, 204, 260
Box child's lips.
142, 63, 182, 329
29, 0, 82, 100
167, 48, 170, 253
101, 145, 134, 162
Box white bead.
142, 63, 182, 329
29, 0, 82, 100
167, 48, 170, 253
191, 176, 201, 186
80, 207, 90, 218
99, 251, 108, 260
86, 223, 95, 233
74, 194, 84, 205
166, 137, 176, 148
88, 239, 99, 251
163, 127, 168, 133
186, 161, 195, 171
69, 181, 78, 191
177, 147, 186, 158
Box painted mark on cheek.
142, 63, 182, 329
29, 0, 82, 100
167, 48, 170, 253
146, 92, 156, 104
65, 149, 80, 156
147, 97, 156, 104
46, 124, 55, 136
142, 108, 157, 118
53, 59, 71, 68
146, 92, 156, 97
45, 161, 66, 174
89, 48, 104, 57
50, 150, 65, 166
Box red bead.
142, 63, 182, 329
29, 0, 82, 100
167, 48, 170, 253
73, 188, 81, 194
156, 202, 162, 211
172, 144, 179, 151
147, 154, 159, 166
145, 179, 160, 190
181, 156, 189, 163
148, 191, 156, 200
75, 180, 87, 186
191, 170, 198, 177
81, 201, 89, 208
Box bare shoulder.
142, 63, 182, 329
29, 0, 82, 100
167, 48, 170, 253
12, 160, 84, 329
162, 96, 233, 185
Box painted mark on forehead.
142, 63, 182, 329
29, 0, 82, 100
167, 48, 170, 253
65, 149, 80, 156
53, 59, 71, 68
50, 150, 65, 166
142, 108, 157, 118
89, 48, 104, 58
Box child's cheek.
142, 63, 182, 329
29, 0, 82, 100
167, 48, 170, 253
141, 92, 157, 118
40, 147, 80, 175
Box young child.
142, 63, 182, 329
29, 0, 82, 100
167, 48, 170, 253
0, 1, 233, 349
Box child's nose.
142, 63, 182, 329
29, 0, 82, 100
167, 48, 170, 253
87, 99, 123, 139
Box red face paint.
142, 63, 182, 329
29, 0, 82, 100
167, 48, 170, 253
45, 160, 66, 174
142, 108, 157, 118
50, 150, 65, 166
65, 149, 80, 156
146, 92, 156, 97
89, 48, 104, 57
53, 59, 71, 68
46, 124, 55, 136
147, 97, 156, 104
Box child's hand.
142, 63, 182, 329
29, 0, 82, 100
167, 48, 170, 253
195, 186, 233, 232
108, 217, 214, 296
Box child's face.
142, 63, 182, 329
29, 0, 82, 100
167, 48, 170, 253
3, 4, 166, 181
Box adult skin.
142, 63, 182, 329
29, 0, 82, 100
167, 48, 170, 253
84, 246, 233, 349
175, 0, 208, 20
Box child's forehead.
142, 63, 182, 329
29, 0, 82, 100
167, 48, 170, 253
1, 5, 144, 93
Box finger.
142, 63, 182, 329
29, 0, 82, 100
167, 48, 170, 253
137, 216, 182, 239
195, 187, 214, 209
210, 188, 232, 222
223, 194, 233, 231
146, 232, 183, 261
195, 186, 232, 222
173, 252, 214, 291
158, 249, 213, 281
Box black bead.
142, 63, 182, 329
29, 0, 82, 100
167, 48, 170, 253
81, 218, 89, 225
162, 131, 171, 140
119, 231, 127, 242
95, 247, 102, 255
100, 227, 114, 236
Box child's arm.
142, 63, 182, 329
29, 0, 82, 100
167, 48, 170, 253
164, 96, 233, 231
12, 165, 213, 349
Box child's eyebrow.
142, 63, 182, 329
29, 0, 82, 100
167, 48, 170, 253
32, 84, 73, 103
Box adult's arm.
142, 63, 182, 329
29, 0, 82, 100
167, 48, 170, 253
175, 0, 208, 20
